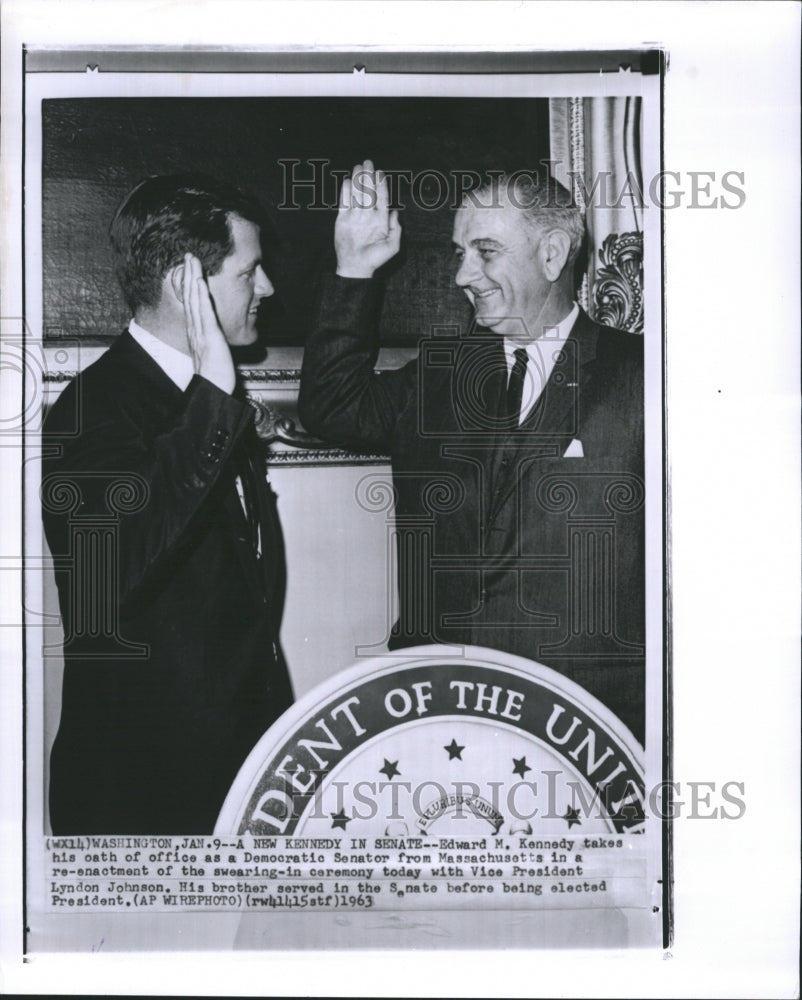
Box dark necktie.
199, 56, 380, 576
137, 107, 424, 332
506, 347, 529, 427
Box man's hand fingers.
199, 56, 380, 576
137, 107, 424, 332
351, 163, 367, 209
376, 169, 390, 222
183, 254, 208, 362
188, 284, 204, 355
179, 252, 235, 390
183, 254, 198, 349
352, 159, 376, 210
194, 272, 218, 334
339, 176, 352, 211
334, 161, 400, 277
388, 209, 402, 250
181, 254, 192, 312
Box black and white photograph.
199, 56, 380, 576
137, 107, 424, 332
26, 52, 664, 951
1, 1, 799, 996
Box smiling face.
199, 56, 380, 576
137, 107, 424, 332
452, 197, 554, 343
206, 215, 274, 346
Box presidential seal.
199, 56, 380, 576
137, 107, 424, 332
216, 646, 644, 840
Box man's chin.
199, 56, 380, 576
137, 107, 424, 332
473, 311, 504, 334
475, 314, 531, 340
226, 327, 260, 347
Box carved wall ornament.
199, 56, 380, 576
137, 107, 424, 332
249, 398, 318, 448
590, 231, 644, 334
247, 398, 388, 467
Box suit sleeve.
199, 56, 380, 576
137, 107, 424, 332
298, 273, 417, 452
42, 373, 253, 610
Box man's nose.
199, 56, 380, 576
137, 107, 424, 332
254, 266, 275, 298
455, 251, 482, 288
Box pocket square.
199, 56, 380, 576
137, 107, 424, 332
564, 438, 584, 458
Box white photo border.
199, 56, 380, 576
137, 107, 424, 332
1, 2, 799, 997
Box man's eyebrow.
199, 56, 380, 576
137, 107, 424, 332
451, 237, 504, 250
239, 256, 262, 272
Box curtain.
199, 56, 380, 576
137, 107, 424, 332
550, 96, 644, 334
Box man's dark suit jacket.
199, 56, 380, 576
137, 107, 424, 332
42, 331, 294, 834
300, 275, 645, 742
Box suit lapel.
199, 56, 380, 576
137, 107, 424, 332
226, 398, 274, 600
453, 338, 509, 518
230, 395, 286, 617
487, 310, 601, 523
249, 441, 286, 622
111, 330, 188, 409
118, 332, 272, 601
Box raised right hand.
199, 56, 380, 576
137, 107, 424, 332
182, 253, 236, 394
334, 160, 402, 279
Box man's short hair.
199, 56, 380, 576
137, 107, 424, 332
472, 171, 586, 267
109, 174, 268, 314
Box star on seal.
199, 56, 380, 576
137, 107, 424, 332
379, 759, 400, 779
512, 755, 531, 778
330, 808, 352, 830
563, 806, 581, 829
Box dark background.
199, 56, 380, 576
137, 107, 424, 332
42, 97, 550, 348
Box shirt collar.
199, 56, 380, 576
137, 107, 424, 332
128, 320, 195, 391
502, 302, 580, 369
501, 303, 581, 421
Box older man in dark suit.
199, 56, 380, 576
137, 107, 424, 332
42, 175, 293, 833
300, 162, 644, 742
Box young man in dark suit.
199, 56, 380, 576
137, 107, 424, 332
300, 162, 645, 742
42, 175, 294, 833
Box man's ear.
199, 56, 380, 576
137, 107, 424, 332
168, 263, 185, 304
540, 229, 572, 282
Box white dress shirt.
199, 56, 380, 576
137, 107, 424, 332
502, 302, 580, 425
129, 319, 195, 390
